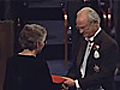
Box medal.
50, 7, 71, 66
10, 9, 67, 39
93, 44, 100, 59
94, 50, 100, 59
93, 64, 100, 72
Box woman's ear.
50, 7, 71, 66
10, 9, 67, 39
36, 42, 41, 48
36, 42, 39, 49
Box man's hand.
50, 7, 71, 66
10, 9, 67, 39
61, 77, 75, 90
61, 83, 69, 90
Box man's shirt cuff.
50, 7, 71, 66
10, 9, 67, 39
74, 79, 81, 89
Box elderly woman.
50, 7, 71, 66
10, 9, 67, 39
3, 24, 60, 90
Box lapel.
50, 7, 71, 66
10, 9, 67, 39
76, 38, 87, 67
87, 30, 103, 65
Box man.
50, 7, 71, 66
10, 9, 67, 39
62, 7, 120, 90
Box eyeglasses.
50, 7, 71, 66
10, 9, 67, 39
43, 40, 47, 44
38, 40, 47, 44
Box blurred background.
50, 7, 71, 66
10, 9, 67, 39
0, 0, 120, 90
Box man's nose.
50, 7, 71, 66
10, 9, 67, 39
79, 29, 84, 34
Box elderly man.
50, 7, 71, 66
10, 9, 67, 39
62, 7, 120, 90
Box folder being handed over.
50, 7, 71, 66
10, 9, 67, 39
51, 75, 66, 84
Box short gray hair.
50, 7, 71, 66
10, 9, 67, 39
77, 7, 101, 26
19, 24, 47, 50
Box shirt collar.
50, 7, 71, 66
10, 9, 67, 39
85, 27, 102, 42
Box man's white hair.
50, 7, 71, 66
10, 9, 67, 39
77, 7, 101, 26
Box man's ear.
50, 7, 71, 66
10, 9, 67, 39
94, 21, 98, 26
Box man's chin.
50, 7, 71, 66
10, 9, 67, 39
83, 35, 88, 38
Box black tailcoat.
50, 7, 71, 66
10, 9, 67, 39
67, 30, 120, 90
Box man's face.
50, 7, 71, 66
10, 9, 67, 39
76, 14, 97, 38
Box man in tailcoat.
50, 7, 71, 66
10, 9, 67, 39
62, 7, 120, 90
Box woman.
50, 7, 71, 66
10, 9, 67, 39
3, 24, 60, 90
